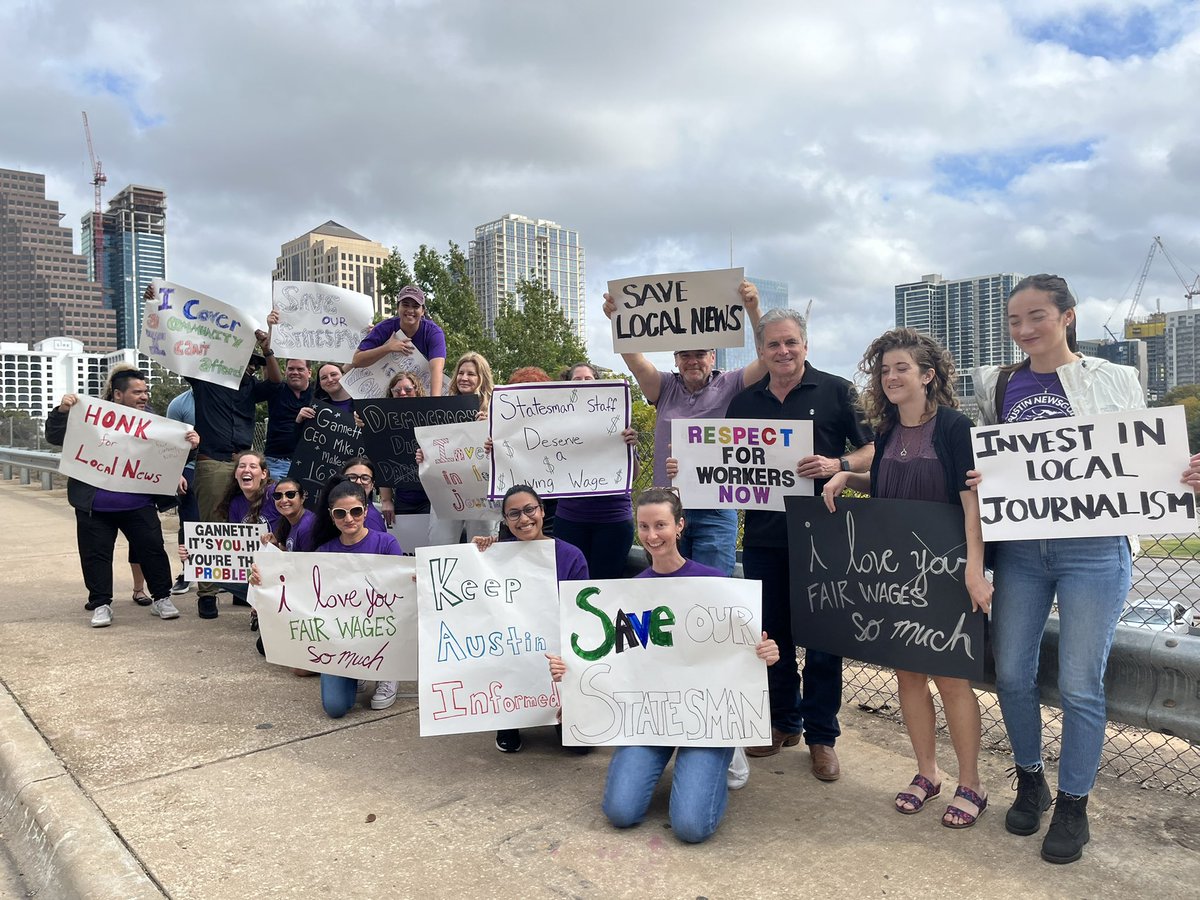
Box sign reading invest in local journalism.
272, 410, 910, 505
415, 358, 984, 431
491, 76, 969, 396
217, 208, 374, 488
249, 551, 418, 680
670, 418, 814, 511
415, 540, 561, 736
785, 496, 986, 682
557, 578, 770, 748
971, 406, 1197, 542
607, 267, 745, 353
182, 522, 267, 583
58, 396, 191, 496
270, 281, 373, 364
139, 280, 262, 389
489, 380, 633, 500
415, 419, 500, 521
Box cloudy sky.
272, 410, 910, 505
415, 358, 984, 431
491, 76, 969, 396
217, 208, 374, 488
3, 0, 1199, 380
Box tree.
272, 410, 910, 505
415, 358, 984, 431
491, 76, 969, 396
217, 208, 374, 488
375, 247, 413, 321
148, 363, 190, 415
1154, 385, 1200, 453
492, 276, 589, 381
0, 407, 41, 448
413, 242, 494, 366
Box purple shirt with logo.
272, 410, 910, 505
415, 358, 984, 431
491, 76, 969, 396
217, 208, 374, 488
1002, 367, 1074, 423
357, 317, 447, 362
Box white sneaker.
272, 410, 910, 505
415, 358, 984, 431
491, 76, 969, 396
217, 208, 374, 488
370, 681, 398, 710
151, 597, 180, 619
90, 605, 113, 628
727, 746, 750, 790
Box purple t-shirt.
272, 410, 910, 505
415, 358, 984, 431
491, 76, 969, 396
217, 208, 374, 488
555, 494, 632, 524
357, 317, 447, 362
365, 503, 387, 534
636, 559, 726, 579
91, 488, 154, 513
282, 509, 319, 552
316, 530, 404, 555
229, 487, 282, 530
1002, 367, 1074, 423
651, 369, 747, 487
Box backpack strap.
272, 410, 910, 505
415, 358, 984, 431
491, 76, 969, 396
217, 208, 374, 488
992, 359, 1030, 422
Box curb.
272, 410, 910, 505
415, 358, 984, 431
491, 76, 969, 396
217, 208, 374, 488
0, 684, 163, 900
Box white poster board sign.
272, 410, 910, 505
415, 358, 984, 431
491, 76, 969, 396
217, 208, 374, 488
182, 522, 267, 583
249, 551, 418, 680
415, 541, 561, 735
489, 380, 633, 499
558, 578, 770, 747
58, 396, 190, 495
972, 406, 1198, 541
607, 267, 745, 353
139, 280, 262, 388
270, 281, 373, 364
342, 347, 434, 398
415, 420, 500, 521
670, 418, 814, 511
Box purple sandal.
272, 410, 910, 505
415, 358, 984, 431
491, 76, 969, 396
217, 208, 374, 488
942, 785, 988, 829
895, 774, 941, 814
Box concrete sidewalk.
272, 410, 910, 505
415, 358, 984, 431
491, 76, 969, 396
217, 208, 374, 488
1, 479, 1197, 900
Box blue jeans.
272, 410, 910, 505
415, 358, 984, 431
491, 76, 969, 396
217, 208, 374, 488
602, 745, 734, 844
992, 537, 1131, 796
320, 674, 358, 719
265, 456, 293, 482
742, 545, 842, 744
553, 516, 635, 579
678, 508, 737, 576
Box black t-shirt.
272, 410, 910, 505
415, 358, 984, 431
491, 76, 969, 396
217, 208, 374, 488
262, 383, 315, 456
186, 375, 277, 458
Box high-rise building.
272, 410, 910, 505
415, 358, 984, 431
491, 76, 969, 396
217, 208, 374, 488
1164, 308, 1200, 395
273, 221, 391, 318
1126, 313, 1168, 401
0, 337, 160, 419
468, 214, 585, 340
0, 168, 116, 352
81, 184, 167, 349
716, 276, 789, 371
1079, 337, 1149, 396
895, 272, 1022, 399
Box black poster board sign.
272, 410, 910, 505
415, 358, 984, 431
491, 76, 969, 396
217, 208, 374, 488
286, 402, 366, 511
354, 395, 481, 491
785, 496, 986, 681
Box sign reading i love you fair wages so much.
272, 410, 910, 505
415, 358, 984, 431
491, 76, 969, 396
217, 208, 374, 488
416, 540, 561, 735
270, 281, 373, 364
671, 418, 814, 511
607, 267, 745, 353
971, 406, 1197, 541
558, 578, 770, 747
489, 380, 633, 499
59, 396, 191, 495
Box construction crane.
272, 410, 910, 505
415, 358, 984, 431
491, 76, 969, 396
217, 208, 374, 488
81, 111, 106, 293
1155, 236, 1200, 308
81, 111, 106, 213
1104, 238, 1158, 341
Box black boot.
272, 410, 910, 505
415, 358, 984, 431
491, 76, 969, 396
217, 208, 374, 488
1041, 791, 1090, 864
1005, 764, 1052, 835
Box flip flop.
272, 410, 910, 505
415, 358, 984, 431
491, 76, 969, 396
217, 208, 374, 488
895, 774, 941, 814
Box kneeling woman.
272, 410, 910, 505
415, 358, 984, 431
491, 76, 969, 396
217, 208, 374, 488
548, 488, 780, 844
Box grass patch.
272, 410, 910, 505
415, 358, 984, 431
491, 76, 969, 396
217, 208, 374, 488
1140, 536, 1200, 558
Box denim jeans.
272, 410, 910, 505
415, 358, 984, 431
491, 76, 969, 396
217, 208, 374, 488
602, 745, 735, 843
678, 508, 737, 576
991, 536, 1131, 796
742, 545, 842, 744
553, 516, 635, 579
320, 674, 358, 719
265, 455, 293, 482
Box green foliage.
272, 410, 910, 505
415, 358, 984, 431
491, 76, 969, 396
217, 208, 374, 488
0, 406, 42, 448
1152, 384, 1200, 453
148, 364, 189, 415
492, 277, 589, 382
413, 242, 495, 366
375, 247, 413, 321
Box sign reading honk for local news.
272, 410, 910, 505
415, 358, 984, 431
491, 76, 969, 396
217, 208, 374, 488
59, 396, 191, 495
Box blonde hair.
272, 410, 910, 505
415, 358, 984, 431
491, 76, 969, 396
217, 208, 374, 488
449, 351, 494, 416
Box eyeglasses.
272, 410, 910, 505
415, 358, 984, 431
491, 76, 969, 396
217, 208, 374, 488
272, 490, 300, 500
345, 473, 374, 484
503, 503, 542, 522
331, 506, 366, 520
391, 385, 416, 395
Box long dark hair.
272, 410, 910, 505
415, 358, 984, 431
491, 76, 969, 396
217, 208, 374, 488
271, 478, 307, 547
311, 477, 371, 549
857, 328, 958, 434
216, 450, 272, 523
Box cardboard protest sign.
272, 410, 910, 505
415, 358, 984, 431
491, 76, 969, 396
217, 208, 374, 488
58, 396, 191, 496
671, 418, 814, 511
415, 419, 500, 521
183, 522, 267, 583
270, 281, 373, 364
558, 578, 769, 747
139, 280, 261, 388
489, 381, 633, 500
415, 540, 561, 735
355, 395, 481, 491
249, 551, 417, 680
785, 496, 986, 681
342, 346, 444, 398
972, 406, 1197, 541
607, 267, 745, 353
286, 402, 366, 510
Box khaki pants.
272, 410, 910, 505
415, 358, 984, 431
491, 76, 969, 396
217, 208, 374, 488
193, 457, 235, 597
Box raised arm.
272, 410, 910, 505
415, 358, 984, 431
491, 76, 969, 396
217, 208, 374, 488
739, 280, 767, 386
603, 292, 663, 403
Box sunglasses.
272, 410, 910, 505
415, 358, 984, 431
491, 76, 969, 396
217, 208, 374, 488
331, 506, 366, 520
391, 385, 417, 395
503, 503, 542, 522
272, 490, 301, 500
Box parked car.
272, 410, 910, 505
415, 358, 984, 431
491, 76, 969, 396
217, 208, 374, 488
1119, 599, 1193, 634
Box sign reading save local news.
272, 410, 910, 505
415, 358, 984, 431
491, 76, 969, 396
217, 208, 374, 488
607, 267, 746, 353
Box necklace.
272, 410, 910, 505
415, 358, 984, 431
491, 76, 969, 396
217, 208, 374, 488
1029, 367, 1059, 393
897, 413, 931, 458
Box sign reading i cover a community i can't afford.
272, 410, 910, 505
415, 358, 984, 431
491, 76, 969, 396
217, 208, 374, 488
58, 396, 191, 495
971, 406, 1198, 542
670, 418, 814, 511
607, 267, 745, 353
415, 540, 561, 736
558, 577, 770, 747
139, 280, 262, 389
270, 281, 373, 364
489, 380, 633, 500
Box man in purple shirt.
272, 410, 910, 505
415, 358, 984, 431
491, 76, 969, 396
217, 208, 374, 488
602, 281, 764, 574
352, 284, 447, 396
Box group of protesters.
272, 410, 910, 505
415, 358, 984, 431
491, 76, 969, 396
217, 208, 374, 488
45, 274, 1200, 863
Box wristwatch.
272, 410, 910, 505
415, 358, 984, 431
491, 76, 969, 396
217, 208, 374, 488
839, 457, 851, 472
264, 349, 275, 358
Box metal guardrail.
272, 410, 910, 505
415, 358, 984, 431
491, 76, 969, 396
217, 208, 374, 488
0, 448, 61, 490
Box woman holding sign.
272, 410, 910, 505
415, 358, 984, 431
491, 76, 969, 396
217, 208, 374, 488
352, 284, 447, 396
377, 374, 432, 526
265, 478, 318, 553
448, 351, 494, 420
547, 488, 780, 843
314, 363, 354, 413
822, 328, 991, 829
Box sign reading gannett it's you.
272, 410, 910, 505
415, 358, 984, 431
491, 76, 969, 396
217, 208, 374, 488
607, 267, 745, 353
971, 406, 1197, 541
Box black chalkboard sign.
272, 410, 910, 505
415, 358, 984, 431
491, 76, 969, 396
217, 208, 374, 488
286, 402, 366, 511
354, 395, 481, 491
785, 496, 986, 681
